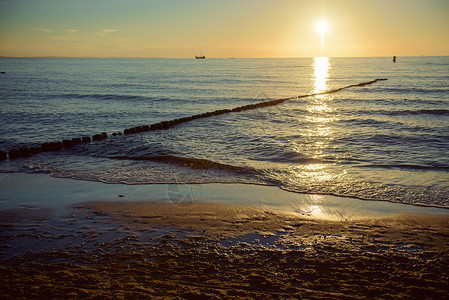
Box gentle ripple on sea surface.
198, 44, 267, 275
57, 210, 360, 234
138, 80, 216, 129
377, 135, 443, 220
0, 56, 448, 208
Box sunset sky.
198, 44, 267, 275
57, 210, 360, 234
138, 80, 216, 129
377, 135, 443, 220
0, 0, 448, 58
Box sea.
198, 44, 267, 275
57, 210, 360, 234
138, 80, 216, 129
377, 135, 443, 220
0, 56, 448, 209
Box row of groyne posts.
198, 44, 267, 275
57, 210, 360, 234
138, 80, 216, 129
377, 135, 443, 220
0, 78, 388, 162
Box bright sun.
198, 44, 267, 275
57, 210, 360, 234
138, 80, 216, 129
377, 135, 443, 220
316, 20, 329, 35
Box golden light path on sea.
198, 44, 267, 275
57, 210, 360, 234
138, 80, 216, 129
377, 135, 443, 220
290, 56, 340, 217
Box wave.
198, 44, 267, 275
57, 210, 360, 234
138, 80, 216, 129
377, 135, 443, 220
388, 109, 449, 116
343, 109, 449, 118
361, 163, 449, 171
339, 118, 391, 127
369, 87, 448, 94
110, 154, 259, 175
61, 93, 167, 102
335, 98, 446, 107
366, 133, 448, 145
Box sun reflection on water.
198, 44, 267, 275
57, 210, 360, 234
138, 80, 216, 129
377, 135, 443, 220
308, 56, 334, 146
291, 57, 337, 187
312, 57, 330, 94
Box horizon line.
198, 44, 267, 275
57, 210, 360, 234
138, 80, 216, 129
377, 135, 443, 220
0, 55, 445, 59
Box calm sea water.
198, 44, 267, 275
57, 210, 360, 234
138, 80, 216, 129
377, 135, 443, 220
0, 57, 448, 208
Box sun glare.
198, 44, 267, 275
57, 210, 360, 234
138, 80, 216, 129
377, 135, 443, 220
316, 20, 329, 48
316, 20, 329, 35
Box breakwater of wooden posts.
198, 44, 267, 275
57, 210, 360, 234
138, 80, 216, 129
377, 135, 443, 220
0, 78, 387, 161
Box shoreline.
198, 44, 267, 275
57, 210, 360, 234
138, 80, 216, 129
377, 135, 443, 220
1, 172, 449, 298
1, 173, 448, 219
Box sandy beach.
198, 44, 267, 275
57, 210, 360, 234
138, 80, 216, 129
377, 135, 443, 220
0, 173, 448, 299
1, 1, 448, 296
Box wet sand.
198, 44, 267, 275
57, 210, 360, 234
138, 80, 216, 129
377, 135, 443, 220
1, 201, 448, 299
1, 174, 449, 298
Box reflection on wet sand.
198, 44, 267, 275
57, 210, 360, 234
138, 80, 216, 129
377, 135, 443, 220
1, 201, 448, 298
